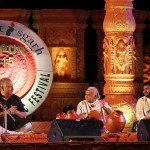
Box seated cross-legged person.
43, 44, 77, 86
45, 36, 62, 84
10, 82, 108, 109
0, 78, 32, 134
132, 81, 150, 132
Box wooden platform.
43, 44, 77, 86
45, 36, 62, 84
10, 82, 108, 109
30, 121, 138, 142
0, 121, 150, 149
0, 142, 150, 150
0, 121, 51, 143
0, 121, 143, 144
31, 121, 52, 134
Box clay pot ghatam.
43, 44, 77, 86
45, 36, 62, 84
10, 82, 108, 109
66, 110, 80, 120
56, 112, 67, 119
105, 110, 126, 133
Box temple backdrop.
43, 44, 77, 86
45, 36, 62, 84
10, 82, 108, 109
0, 6, 149, 130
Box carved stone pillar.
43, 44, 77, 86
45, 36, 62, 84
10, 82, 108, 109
103, 0, 137, 129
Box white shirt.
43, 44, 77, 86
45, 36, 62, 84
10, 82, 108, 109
76, 99, 112, 118
136, 96, 150, 121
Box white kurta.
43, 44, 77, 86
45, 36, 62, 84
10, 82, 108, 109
136, 96, 150, 121
76, 99, 112, 119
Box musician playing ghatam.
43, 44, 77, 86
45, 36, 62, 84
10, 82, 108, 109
76, 87, 112, 121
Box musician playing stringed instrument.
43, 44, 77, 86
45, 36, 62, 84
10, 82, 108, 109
76, 87, 112, 122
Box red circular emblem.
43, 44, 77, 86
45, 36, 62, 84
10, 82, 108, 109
0, 35, 36, 98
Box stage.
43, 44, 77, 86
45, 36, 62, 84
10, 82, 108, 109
0, 132, 150, 150
0, 121, 150, 149
0, 142, 150, 150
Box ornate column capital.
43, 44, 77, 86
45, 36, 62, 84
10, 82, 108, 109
103, 0, 136, 35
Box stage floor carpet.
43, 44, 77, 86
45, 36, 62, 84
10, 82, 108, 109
0, 121, 150, 149
0, 142, 150, 150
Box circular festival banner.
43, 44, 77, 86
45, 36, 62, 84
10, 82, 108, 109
0, 20, 53, 115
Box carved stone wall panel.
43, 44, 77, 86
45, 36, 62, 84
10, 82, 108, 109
34, 9, 89, 28
49, 83, 89, 100
0, 9, 30, 26
34, 9, 88, 82
76, 47, 85, 82
37, 28, 47, 43
76, 29, 84, 47
0, 9, 30, 25
46, 28, 76, 47
76, 29, 85, 82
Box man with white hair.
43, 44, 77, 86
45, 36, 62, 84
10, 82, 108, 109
76, 86, 112, 121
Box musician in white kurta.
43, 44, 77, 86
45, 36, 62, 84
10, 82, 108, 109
136, 81, 150, 121
76, 87, 112, 121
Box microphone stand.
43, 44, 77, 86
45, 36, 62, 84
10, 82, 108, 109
3, 105, 15, 134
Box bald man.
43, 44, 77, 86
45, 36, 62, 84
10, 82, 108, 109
0, 78, 32, 134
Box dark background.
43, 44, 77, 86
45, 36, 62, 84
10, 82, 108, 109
0, 0, 149, 11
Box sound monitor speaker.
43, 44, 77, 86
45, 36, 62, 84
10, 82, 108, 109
137, 119, 150, 141
47, 119, 103, 142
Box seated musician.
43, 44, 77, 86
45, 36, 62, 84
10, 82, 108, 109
132, 81, 150, 132
0, 78, 32, 134
76, 87, 112, 122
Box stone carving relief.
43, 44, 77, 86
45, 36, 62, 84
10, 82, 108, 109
50, 47, 77, 82
103, 37, 113, 75
54, 48, 70, 81
103, 36, 136, 75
